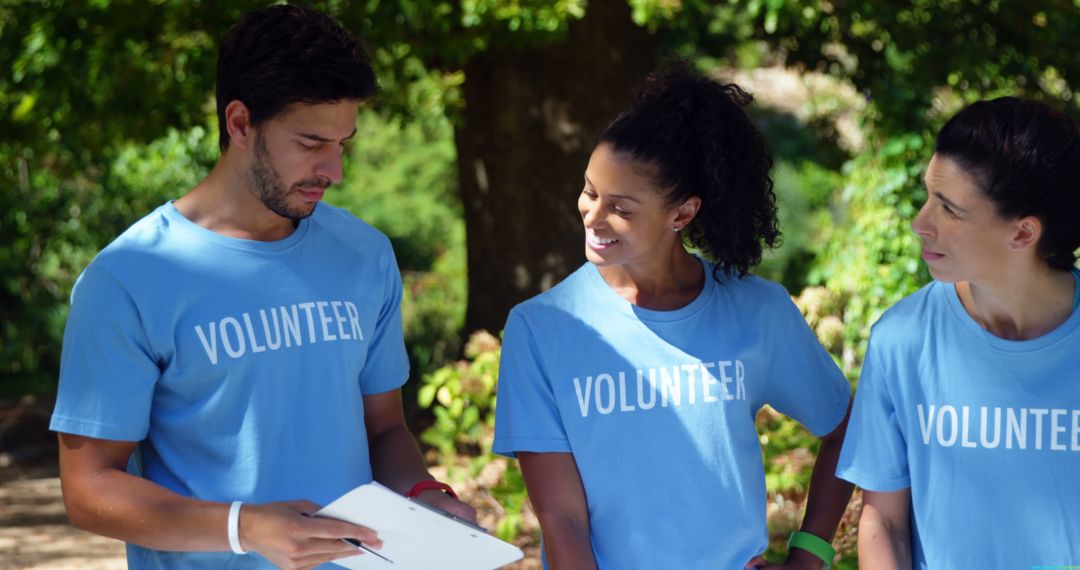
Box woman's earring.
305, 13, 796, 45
673, 226, 681, 232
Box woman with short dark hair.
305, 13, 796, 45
838, 97, 1080, 568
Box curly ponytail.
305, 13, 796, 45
599, 60, 780, 280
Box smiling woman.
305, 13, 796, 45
492, 61, 855, 570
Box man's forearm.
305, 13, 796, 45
366, 423, 435, 494
61, 465, 230, 551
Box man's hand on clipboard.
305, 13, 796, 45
412, 489, 479, 525
315, 481, 524, 569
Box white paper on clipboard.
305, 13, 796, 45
315, 481, 524, 570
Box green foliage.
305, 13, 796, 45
417, 330, 501, 457
812, 134, 932, 368
0, 0, 244, 394
335, 111, 461, 271
105, 126, 219, 232
0, 120, 217, 395
345, 0, 586, 62
750, 104, 848, 293
758, 406, 818, 495
668, 1, 1080, 133
332, 110, 467, 377
489, 462, 529, 542
400, 242, 468, 380
1, 1, 247, 154
416, 330, 530, 541
758, 158, 843, 293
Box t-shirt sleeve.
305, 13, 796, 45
492, 309, 571, 458
358, 244, 410, 395
762, 291, 851, 437
836, 340, 911, 491
50, 264, 161, 441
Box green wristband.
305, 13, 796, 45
787, 531, 835, 569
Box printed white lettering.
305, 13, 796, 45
193, 300, 366, 365
937, 405, 959, 447
915, 403, 1080, 453
736, 360, 746, 400
570, 360, 748, 417
1031, 408, 1049, 450
194, 324, 218, 365
979, 407, 1001, 449
332, 301, 350, 340
1007, 408, 1027, 450
281, 305, 302, 348
220, 317, 246, 358
243, 313, 266, 353
573, 376, 593, 418
719, 360, 733, 401
918, 404, 935, 445
617, 372, 636, 412
316, 301, 336, 341
596, 373, 616, 415
681, 364, 699, 405
660, 366, 681, 407
260, 309, 282, 350
1051, 409, 1067, 451
298, 302, 317, 343
636, 370, 656, 410
1072, 410, 1080, 451
701, 362, 718, 403
345, 302, 363, 340
960, 406, 977, 448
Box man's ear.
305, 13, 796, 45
1010, 215, 1042, 251
224, 100, 254, 151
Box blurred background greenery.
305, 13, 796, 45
4, 0, 1080, 565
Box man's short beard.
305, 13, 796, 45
248, 132, 318, 222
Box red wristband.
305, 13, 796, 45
405, 480, 458, 500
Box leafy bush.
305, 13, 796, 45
811, 133, 932, 370
332, 110, 467, 380
417, 330, 500, 459
0, 123, 217, 396
416, 330, 530, 542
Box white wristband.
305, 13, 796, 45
228, 501, 247, 555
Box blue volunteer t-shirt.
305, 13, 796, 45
837, 275, 1080, 568
493, 260, 850, 569
50, 202, 410, 569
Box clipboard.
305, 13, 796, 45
315, 481, 524, 570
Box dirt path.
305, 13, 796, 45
0, 476, 125, 570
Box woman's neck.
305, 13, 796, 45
598, 248, 706, 311
957, 264, 1076, 340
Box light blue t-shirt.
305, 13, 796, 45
50, 202, 410, 569
837, 274, 1080, 568
493, 261, 850, 569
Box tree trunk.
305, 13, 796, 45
456, 0, 658, 335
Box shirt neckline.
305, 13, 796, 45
584, 257, 717, 323
942, 272, 1080, 352
161, 200, 311, 253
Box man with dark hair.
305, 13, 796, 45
50, 6, 474, 569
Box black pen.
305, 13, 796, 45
341, 537, 393, 564
301, 512, 393, 564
